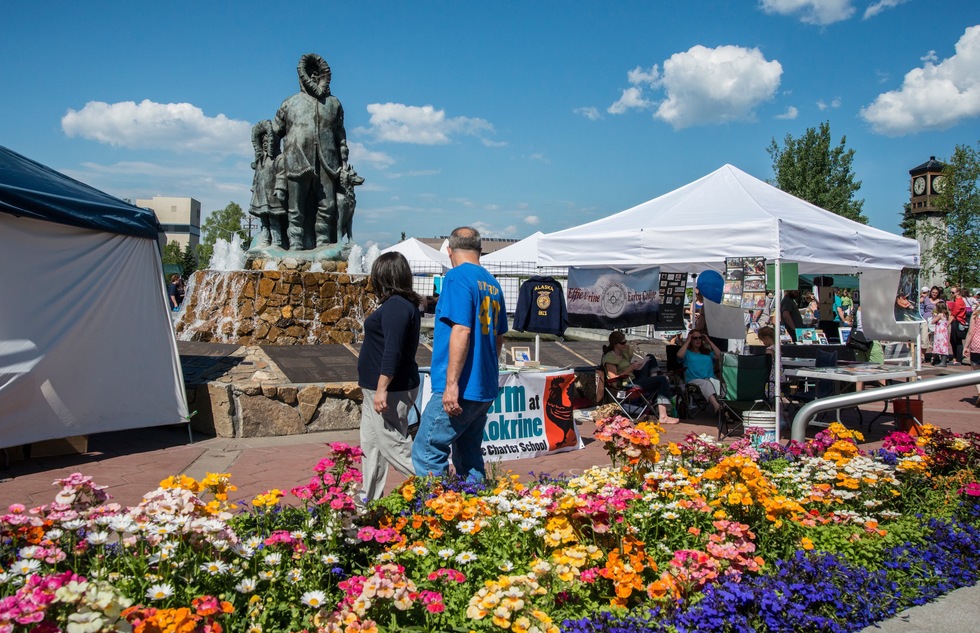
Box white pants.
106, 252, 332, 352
688, 377, 721, 401
359, 387, 417, 502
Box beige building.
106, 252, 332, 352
137, 196, 201, 250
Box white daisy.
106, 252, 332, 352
146, 583, 174, 601
498, 560, 514, 572
287, 568, 303, 582
200, 560, 230, 575
12, 559, 41, 575
301, 590, 327, 608
321, 553, 340, 565
437, 548, 455, 560
235, 577, 257, 593
86, 531, 110, 545
410, 545, 429, 556
263, 552, 282, 566
455, 551, 478, 564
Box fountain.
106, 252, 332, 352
173, 53, 382, 439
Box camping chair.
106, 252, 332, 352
595, 367, 656, 422
665, 344, 710, 419
718, 352, 772, 439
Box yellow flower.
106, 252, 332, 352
800, 537, 815, 550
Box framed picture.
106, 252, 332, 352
796, 328, 818, 344
815, 330, 829, 345
839, 327, 852, 346
511, 347, 531, 363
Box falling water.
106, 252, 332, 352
347, 244, 365, 274
362, 244, 380, 273
210, 235, 247, 271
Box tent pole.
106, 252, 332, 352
774, 259, 783, 443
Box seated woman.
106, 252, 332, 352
602, 331, 678, 424
677, 330, 723, 414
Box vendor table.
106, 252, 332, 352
783, 364, 935, 428
418, 367, 584, 463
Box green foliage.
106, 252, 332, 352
181, 242, 198, 276
918, 141, 980, 287
161, 241, 183, 268
197, 202, 247, 269
899, 202, 916, 239
767, 121, 868, 224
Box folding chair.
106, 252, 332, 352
718, 352, 772, 439
666, 344, 709, 419
595, 367, 655, 422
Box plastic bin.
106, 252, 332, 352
744, 410, 778, 446
893, 398, 924, 435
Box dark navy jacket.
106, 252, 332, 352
513, 276, 568, 336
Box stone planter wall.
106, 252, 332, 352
176, 270, 375, 345
188, 381, 362, 438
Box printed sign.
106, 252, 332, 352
724, 256, 766, 309
895, 267, 923, 322
655, 272, 688, 332
567, 267, 661, 329
418, 370, 583, 463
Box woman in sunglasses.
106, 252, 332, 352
602, 331, 678, 424
677, 330, 723, 414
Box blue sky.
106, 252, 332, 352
2, 1, 978, 249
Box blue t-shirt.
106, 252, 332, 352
430, 263, 508, 401
833, 296, 843, 322
683, 350, 715, 382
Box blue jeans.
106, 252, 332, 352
411, 394, 492, 482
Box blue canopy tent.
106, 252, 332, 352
0, 145, 188, 449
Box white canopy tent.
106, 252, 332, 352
538, 164, 919, 275
381, 237, 450, 270
537, 164, 922, 439
482, 231, 544, 265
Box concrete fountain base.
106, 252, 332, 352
180, 342, 363, 438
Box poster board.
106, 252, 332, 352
655, 272, 687, 331
724, 257, 766, 309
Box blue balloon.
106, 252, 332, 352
697, 270, 724, 304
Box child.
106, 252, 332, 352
932, 300, 952, 366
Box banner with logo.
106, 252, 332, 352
566, 266, 661, 329
418, 370, 583, 463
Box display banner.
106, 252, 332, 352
566, 266, 661, 329
418, 370, 583, 463
655, 272, 687, 331
895, 267, 923, 322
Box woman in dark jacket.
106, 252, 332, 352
357, 252, 421, 501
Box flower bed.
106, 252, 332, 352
2, 420, 980, 632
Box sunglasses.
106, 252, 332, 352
690, 336, 703, 341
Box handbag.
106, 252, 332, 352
846, 330, 872, 352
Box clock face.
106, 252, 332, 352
932, 175, 946, 194
913, 176, 926, 195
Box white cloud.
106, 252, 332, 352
347, 141, 395, 169
524, 215, 540, 225
758, 0, 856, 25
627, 65, 661, 86
864, 0, 908, 20
574, 106, 602, 120
921, 50, 939, 64
775, 106, 799, 119
816, 98, 842, 110
608, 87, 653, 114
860, 26, 980, 135
61, 100, 251, 155
655, 45, 783, 129
361, 103, 494, 145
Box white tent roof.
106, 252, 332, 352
482, 231, 544, 263
537, 164, 919, 274
382, 238, 450, 268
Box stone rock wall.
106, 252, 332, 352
176, 271, 375, 345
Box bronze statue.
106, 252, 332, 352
337, 144, 364, 243
248, 120, 287, 248
272, 53, 349, 250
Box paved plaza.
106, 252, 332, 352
1, 369, 979, 631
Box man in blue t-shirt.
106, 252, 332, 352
412, 227, 508, 482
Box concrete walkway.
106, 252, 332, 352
2, 374, 979, 631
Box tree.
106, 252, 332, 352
767, 121, 868, 224
181, 242, 198, 276
197, 202, 247, 269
899, 202, 916, 239
161, 241, 183, 268
918, 142, 980, 287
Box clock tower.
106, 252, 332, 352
909, 156, 946, 288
